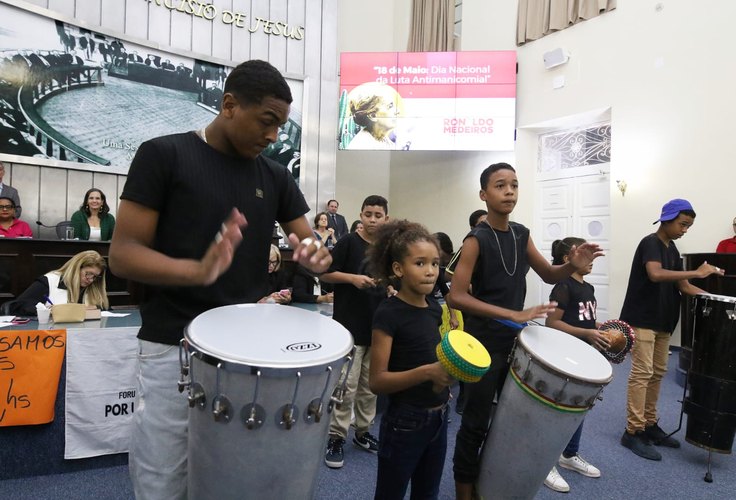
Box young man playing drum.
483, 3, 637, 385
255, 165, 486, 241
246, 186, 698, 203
620, 199, 723, 461
447, 163, 603, 500
110, 60, 331, 500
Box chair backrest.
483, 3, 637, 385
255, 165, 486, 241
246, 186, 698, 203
56, 220, 74, 239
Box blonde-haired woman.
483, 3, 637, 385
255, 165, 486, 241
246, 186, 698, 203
9, 250, 109, 316
258, 244, 292, 304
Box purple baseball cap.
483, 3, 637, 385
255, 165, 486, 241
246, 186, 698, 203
653, 198, 694, 224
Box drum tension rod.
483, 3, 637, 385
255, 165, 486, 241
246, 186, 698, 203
308, 366, 334, 424
187, 355, 206, 409
330, 353, 355, 411
242, 370, 264, 430
212, 362, 232, 423
177, 339, 191, 393
280, 371, 302, 430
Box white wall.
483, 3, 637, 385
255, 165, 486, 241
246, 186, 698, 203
337, 0, 735, 344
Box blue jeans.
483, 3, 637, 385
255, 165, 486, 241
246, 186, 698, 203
563, 420, 584, 457
374, 402, 449, 500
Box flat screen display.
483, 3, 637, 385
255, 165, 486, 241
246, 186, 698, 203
338, 51, 516, 151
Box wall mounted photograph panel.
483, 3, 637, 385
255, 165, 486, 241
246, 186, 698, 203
0, 0, 304, 180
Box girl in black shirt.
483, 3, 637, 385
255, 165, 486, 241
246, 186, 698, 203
543, 237, 608, 493
367, 220, 455, 500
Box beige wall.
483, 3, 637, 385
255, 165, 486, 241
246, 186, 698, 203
337, 0, 735, 344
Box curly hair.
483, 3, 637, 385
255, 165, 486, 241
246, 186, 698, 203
367, 220, 439, 285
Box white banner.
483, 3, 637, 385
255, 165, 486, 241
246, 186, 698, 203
64, 326, 139, 459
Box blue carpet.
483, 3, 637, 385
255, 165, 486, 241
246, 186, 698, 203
1, 353, 733, 499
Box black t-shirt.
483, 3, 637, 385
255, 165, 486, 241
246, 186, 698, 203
328, 232, 384, 346
121, 132, 309, 344
549, 277, 597, 331
372, 295, 449, 408
464, 222, 530, 352
620, 233, 683, 333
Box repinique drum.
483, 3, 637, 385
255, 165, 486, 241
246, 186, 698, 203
476, 325, 612, 500
180, 304, 353, 499
684, 293, 736, 453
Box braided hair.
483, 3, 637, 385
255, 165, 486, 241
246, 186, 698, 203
551, 237, 586, 265
367, 220, 440, 285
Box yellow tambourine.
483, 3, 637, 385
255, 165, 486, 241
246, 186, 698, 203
436, 329, 491, 383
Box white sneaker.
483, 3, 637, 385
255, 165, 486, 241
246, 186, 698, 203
544, 466, 570, 493
558, 454, 601, 478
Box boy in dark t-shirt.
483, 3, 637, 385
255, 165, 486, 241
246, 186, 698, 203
109, 60, 331, 499
448, 163, 603, 500
619, 199, 722, 461
321, 195, 389, 469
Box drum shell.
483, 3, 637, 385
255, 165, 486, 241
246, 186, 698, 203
187, 356, 346, 499
477, 327, 611, 500
684, 294, 736, 453
689, 295, 736, 379
183, 305, 353, 500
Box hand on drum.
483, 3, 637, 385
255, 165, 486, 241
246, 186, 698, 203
567, 242, 605, 271
586, 329, 611, 352
427, 361, 456, 393
697, 261, 725, 278
513, 302, 558, 324
199, 209, 247, 286
289, 233, 332, 273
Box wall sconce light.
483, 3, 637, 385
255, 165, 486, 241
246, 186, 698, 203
616, 180, 627, 197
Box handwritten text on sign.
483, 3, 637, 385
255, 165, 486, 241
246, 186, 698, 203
0, 330, 66, 426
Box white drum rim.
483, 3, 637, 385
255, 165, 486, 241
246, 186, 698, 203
517, 325, 613, 384
185, 304, 353, 369
696, 293, 736, 304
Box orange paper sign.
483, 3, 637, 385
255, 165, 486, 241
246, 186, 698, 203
0, 329, 66, 426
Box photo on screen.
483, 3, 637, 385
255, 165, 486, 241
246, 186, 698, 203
338, 51, 516, 152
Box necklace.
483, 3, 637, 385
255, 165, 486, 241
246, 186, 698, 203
486, 221, 517, 276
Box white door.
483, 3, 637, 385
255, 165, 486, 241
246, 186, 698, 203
535, 166, 611, 321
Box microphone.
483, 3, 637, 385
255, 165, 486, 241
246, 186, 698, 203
36, 220, 57, 228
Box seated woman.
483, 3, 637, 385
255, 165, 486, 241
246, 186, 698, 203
291, 264, 333, 304
258, 244, 292, 304
70, 188, 116, 241
8, 250, 109, 316
312, 211, 336, 249
0, 196, 32, 238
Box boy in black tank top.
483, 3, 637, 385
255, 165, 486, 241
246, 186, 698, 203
447, 163, 604, 500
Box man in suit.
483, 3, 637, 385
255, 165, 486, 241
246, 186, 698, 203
0, 161, 21, 218
326, 199, 349, 240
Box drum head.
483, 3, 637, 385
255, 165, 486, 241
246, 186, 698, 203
696, 293, 736, 304
518, 325, 612, 383
185, 304, 353, 368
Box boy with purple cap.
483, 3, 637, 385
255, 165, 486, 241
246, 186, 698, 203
620, 199, 724, 460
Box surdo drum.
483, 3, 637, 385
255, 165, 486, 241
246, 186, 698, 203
685, 293, 736, 453
476, 325, 613, 500
180, 304, 353, 499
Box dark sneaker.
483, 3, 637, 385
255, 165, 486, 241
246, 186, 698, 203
621, 430, 662, 461
353, 431, 379, 453
645, 423, 681, 448
325, 436, 345, 468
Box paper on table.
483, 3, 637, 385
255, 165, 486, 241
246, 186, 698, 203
0, 316, 15, 322
0, 322, 15, 328
101, 311, 131, 317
